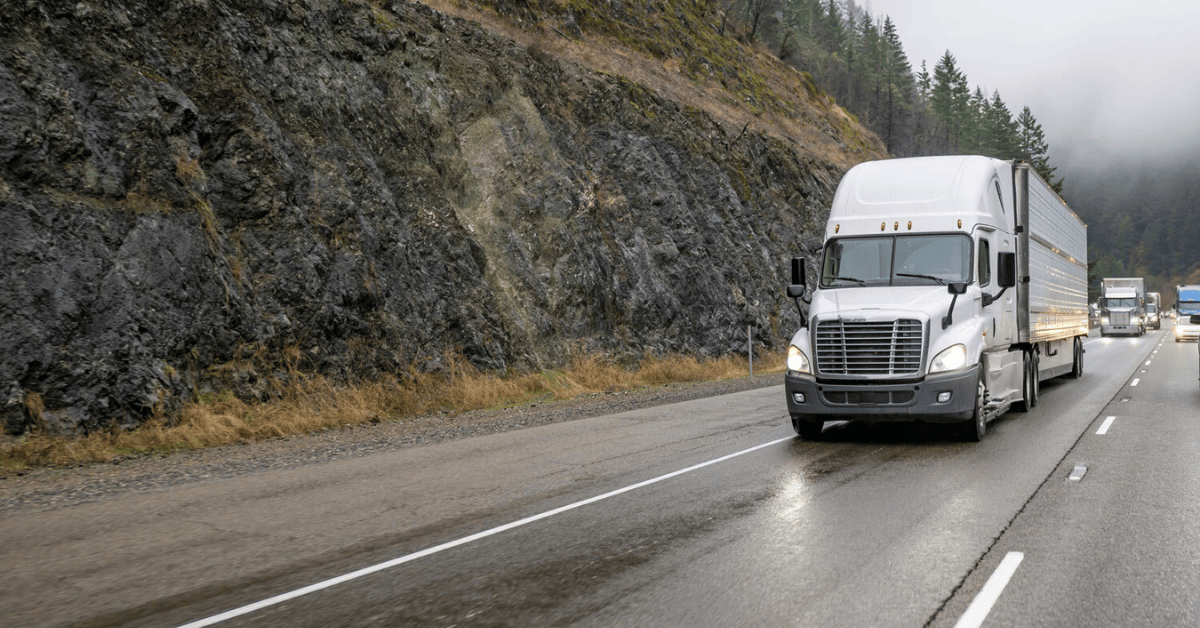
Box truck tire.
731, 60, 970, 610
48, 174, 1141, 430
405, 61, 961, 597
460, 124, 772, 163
1068, 337, 1084, 379
1014, 351, 1037, 411
1030, 352, 1039, 406
960, 377, 986, 442
792, 417, 824, 440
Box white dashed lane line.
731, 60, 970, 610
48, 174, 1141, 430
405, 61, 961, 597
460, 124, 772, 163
954, 552, 1026, 628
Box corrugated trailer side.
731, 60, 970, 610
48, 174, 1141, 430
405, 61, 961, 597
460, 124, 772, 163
1022, 166, 1089, 343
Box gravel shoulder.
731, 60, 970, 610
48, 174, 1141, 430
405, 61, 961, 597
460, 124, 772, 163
0, 373, 784, 518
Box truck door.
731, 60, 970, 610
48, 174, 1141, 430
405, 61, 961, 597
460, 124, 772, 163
977, 228, 1015, 346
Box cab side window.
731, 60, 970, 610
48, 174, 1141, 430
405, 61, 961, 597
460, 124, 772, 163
978, 239, 991, 287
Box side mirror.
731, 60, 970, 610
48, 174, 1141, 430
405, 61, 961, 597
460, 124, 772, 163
947, 282, 968, 295
786, 257, 806, 298
997, 251, 1016, 288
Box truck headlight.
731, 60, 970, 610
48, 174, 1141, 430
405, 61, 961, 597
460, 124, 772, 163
787, 345, 811, 374
1101, 317, 1109, 325
929, 344, 968, 373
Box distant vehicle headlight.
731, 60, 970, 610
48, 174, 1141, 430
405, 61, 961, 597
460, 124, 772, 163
787, 345, 811, 374
929, 344, 968, 374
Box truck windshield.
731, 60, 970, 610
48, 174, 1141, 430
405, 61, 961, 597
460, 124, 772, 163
821, 234, 972, 288
1106, 298, 1137, 308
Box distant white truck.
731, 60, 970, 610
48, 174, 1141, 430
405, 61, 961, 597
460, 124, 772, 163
1099, 278, 1145, 337
784, 156, 1088, 441
1145, 291, 1162, 330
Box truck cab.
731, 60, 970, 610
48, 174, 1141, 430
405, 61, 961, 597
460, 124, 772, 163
1100, 288, 1144, 337
1175, 286, 1200, 342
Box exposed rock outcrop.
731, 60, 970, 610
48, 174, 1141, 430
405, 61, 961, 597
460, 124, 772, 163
0, 0, 872, 435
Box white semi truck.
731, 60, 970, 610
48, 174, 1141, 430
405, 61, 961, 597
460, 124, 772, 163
1099, 278, 1145, 337
784, 156, 1088, 441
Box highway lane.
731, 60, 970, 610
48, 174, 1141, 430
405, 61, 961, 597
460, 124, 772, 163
930, 328, 1200, 627
0, 328, 1164, 628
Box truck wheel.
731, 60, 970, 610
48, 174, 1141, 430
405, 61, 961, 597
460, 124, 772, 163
1030, 352, 1040, 407
1014, 352, 1036, 412
960, 377, 986, 442
1068, 338, 1084, 379
792, 417, 824, 440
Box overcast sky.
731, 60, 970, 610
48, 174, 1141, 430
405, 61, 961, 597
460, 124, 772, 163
862, 0, 1200, 177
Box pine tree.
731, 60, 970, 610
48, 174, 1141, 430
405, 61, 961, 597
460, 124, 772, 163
963, 86, 988, 155
986, 91, 1020, 159
880, 16, 912, 153
1017, 106, 1064, 193
820, 0, 847, 54
930, 51, 962, 150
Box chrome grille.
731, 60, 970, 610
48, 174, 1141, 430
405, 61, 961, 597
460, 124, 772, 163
1110, 312, 1130, 325
815, 319, 924, 376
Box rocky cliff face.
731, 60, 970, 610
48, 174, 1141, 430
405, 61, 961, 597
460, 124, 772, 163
0, 0, 872, 435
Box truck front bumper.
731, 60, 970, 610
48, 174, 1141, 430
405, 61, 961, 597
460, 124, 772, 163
1102, 325, 1141, 335
785, 365, 979, 424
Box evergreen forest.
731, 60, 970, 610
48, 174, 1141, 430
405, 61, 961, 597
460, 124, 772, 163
722, 0, 1200, 297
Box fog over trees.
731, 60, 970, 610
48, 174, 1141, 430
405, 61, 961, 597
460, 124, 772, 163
721, 0, 1200, 294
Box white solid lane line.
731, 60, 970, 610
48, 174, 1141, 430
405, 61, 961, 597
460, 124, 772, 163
1097, 416, 1116, 435
175, 435, 796, 628
954, 552, 1025, 628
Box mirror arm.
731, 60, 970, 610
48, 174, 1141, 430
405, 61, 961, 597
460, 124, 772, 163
982, 286, 1008, 307
791, 295, 809, 328
942, 292, 959, 329
793, 299, 808, 328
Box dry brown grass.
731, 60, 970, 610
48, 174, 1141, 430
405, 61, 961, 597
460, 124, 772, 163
0, 351, 784, 470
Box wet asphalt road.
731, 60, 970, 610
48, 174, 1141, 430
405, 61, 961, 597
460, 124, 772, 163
4, 327, 1195, 628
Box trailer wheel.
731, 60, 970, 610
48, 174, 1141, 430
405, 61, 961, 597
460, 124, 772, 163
1014, 352, 1036, 412
1068, 338, 1084, 379
792, 417, 824, 440
1030, 352, 1040, 406
960, 377, 986, 442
